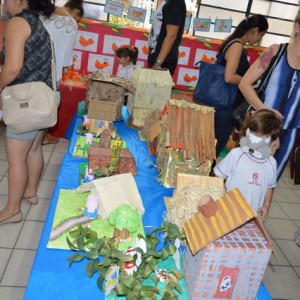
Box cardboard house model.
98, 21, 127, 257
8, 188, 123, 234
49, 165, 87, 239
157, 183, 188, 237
127, 68, 174, 128
156, 99, 216, 187
182, 188, 274, 300
87, 73, 135, 122
96, 121, 116, 148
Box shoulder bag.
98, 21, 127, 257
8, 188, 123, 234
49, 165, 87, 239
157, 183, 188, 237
231, 43, 287, 131
1, 41, 57, 134
193, 41, 240, 109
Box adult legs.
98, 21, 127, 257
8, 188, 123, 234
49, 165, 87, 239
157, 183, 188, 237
215, 109, 233, 157
0, 130, 44, 222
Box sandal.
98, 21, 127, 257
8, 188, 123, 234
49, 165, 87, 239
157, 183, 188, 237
0, 211, 22, 225
42, 134, 59, 145
23, 195, 38, 205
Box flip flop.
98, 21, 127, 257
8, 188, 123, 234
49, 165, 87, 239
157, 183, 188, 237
0, 211, 22, 225
42, 134, 59, 145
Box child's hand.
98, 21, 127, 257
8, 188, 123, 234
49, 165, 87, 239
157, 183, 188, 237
257, 206, 269, 221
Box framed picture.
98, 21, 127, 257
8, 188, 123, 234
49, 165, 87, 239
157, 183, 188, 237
127, 6, 147, 23
83, 3, 108, 21
104, 0, 124, 17
214, 19, 232, 33
193, 18, 211, 32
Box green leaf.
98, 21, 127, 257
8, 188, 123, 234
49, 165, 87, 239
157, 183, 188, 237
146, 250, 161, 258
98, 266, 108, 279
168, 244, 177, 255
86, 248, 99, 259
97, 276, 105, 291
170, 270, 185, 280
161, 247, 170, 260
76, 236, 85, 251
126, 291, 140, 300
102, 256, 112, 267
66, 237, 78, 251
146, 261, 157, 272
112, 251, 133, 262
67, 253, 81, 267
86, 261, 98, 277
151, 276, 160, 286
114, 282, 130, 296
120, 274, 137, 289
93, 238, 104, 250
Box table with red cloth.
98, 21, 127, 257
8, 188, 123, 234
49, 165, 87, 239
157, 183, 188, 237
48, 84, 87, 138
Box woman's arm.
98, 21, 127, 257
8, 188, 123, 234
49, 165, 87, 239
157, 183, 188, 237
238, 44, 281, 113
224, 42, 244, 85
0, 17, 30, 92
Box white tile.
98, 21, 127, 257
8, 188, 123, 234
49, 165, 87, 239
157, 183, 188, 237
54, 138, 69, 153
0, 175, 8, 195
0, 160, 8, 176
264, 218, 297, 240
42, 165, 61, 181
278, 202, 300, 220
277, 176, 297, 189
42, 143, 56, 152
43, 151, 52, 164
0, 287, 25, 300
48, 152, 64, 165
294, 267, 300, 277
0, 248, 12, 278
1, 249, 36, 287
26, 199, 50, 222
37, 180, 56, 200
275, 240, 300, 267
267, 202, 289, 219
268, 239, 290, 266
15, 221, 44, 250
273, 188, 300, 203
263, 265, 300, 300
0, 146, 6, 160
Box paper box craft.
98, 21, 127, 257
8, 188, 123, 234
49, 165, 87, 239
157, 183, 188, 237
183, 188, 274, 299
127, 68, 174, 128
156, 99, 215, 187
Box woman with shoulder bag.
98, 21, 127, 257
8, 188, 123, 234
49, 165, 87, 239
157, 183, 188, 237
239, 9, 300, 181
0, 0, 55, 224
214, 15, 268, 157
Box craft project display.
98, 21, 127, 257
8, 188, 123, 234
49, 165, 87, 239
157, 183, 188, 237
87, 73, 135, 121
156, 99, 215, 187
127, 68, 174, 128
182, 188, 274, 299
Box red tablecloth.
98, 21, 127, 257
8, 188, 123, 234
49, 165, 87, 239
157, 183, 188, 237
48, 84, 87, 138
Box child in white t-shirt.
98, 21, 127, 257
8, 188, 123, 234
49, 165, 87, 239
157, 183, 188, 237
214, 109, 282, 221
115, 45, 139, 81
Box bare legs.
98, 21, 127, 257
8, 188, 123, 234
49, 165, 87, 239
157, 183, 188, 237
0, 130, 45, 222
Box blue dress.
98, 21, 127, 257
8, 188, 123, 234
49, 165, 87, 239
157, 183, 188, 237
264, 44, 300, 179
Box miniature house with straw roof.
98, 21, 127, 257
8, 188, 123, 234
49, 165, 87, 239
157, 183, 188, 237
96, 121, 116, 148
127, 68, 174, 128
156, 99, 216, 187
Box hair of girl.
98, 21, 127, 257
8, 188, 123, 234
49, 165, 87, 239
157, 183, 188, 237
218, 14, 269, 54
240, 109, 282, 142
28, 0, 55, 17
64, 0, 84, 18
115, 45, 139, 65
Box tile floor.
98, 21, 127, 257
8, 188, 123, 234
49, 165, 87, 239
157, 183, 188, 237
0, 123, 300, 300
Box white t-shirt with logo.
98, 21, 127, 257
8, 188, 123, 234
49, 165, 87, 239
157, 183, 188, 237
214, 147, 277, 213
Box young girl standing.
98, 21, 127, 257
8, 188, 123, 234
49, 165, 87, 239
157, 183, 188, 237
115, 45, 139, 80
213, 109, 282, 221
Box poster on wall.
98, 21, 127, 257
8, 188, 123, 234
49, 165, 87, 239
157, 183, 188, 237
178, 46, 191, 66
104, 0, 124, 17
72, 50, 82, 70
193, 49, 217, 66
127, 6, 147, 23
74, 31, 99, 53
87, 53, 115, 74
103, 35, 131, 54
176, 67, 199, 86
214, 19, 232, 32
193, 18, 211, 32
134, 40, 149, 60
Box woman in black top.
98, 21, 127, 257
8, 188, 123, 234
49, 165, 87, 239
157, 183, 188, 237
0, 0, 55, 224
214, 15, 268, 157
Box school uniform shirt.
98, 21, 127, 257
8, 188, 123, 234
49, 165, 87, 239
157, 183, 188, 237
116, 63, 135, 80
213, 147, 277, 213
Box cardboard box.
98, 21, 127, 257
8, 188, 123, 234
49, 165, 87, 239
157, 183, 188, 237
87, 99, 118, 122
183, 220, 272, 299
183, 188, 275, 299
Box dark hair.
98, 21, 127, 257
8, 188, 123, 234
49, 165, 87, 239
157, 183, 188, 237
115, 45, 139, 65
218, 14, 268, 54
240, 109, 282, 142
64, 0, 84, 18
28, 0, 55, 18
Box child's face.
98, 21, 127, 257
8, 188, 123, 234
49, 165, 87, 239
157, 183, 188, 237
118, 56, 131, 66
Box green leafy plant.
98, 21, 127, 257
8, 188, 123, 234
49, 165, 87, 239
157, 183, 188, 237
67, 222, 185, 299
